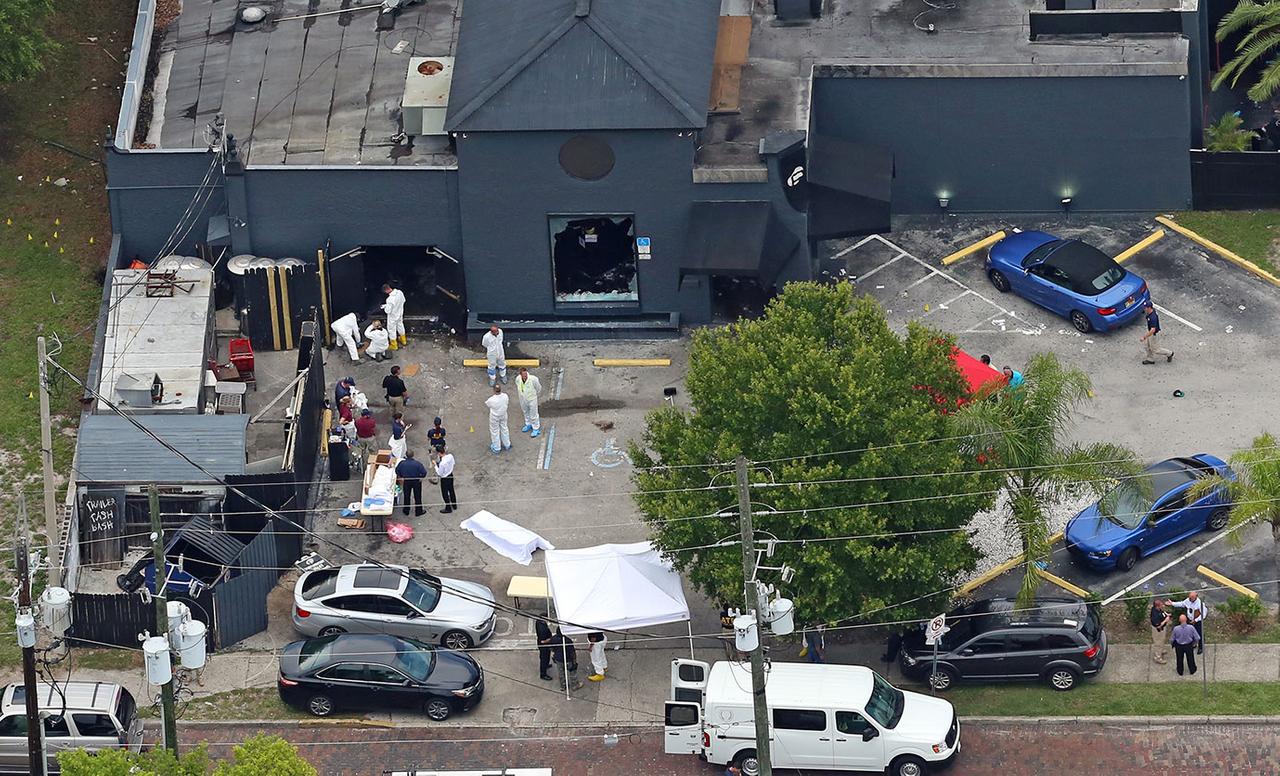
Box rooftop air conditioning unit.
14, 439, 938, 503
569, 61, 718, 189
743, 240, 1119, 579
402, 56, 454, 136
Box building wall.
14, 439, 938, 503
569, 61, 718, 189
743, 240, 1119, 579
454, 129, 808, 319
810, 75, 1192, 213
107, 149, 225, 261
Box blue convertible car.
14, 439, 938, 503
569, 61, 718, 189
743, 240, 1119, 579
985, 231, 1150, 333
1066, 456, 1234, 572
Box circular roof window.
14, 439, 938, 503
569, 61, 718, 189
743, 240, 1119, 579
559, 135, 615, 181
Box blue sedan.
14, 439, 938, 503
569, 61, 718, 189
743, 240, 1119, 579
985, 231, 1150, 333
1066, 456, 1234, 572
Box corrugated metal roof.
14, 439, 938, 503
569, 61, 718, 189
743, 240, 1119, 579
77, 414, 248, 484
171, 513, 246, 566
446, 0, 720, 131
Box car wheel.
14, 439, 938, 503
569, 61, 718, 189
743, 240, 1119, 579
424, 697, 453, 721
317, 625, 346, 638
891, 755, 928, 776
988, 269, 1011, 292
928, 666, 957, 693
1208, 507, 1229, 531
307, 694, 335, 717
1070, 310, 1093, 333
1117, 547, 1139, 572
442, 630, 473, 651
1046, 667, 1079, 691
733, 750, 760, 776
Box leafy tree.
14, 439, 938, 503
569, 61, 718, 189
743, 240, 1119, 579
1213, 0, 1280, 102
0, 0, 57, 84
58, 736, 314, 776
1188, 432, 1280, 543
949, 352, 1138, 604
630, 282, 1000, 627
1204, 112, 1255, 152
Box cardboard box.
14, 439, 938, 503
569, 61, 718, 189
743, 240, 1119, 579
375, 449, 393, 465
337, 516, 366, 529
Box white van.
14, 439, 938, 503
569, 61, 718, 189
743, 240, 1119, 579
663, 659, 959, 776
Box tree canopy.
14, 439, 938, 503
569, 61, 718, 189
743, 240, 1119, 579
1189, 431, 1280, 543
57, 734, 317, 776
0, 0, 57, 84
630, 282, 999, 627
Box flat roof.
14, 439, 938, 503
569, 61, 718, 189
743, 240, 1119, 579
697, 0, 1190, 166
98, 268, 213, 413
145, 0, 461, 166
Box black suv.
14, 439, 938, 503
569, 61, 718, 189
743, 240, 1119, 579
898, 597, 1107, 692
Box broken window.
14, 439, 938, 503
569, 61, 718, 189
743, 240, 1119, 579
549, 215, 639, 303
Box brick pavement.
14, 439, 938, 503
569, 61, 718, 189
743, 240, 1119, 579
181, 720, 1280, 775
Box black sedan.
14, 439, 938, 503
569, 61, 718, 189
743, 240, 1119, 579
277, 633, 483, 720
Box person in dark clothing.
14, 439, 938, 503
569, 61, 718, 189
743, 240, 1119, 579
550, 628, 578, 672
535, 619, 554, 680
427, 417, 447, 452
382, 366, 409, 413
435, 445, 457, 514
1150, 598, 1171, 665
395, 450, 429, 517
1171, 613, 1201, 676
334, 376, 356, 405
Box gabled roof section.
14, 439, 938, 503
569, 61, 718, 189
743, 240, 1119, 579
445, 0, 719, 132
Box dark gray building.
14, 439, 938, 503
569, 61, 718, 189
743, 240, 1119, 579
105, 0, 1208, 336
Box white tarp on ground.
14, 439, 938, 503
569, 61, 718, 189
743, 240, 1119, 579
545, 541, 690, 635
459, 510, 555, 566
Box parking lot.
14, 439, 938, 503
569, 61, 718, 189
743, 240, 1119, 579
824, 215, 1280, 608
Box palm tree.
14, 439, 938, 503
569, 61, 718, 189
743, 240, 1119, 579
1187, 432, 1280, 542
1213, 1, 1280, 102
951, 353, 1139, 605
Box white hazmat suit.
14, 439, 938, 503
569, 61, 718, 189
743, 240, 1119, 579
481, 327, 506, 385
330, 313, 362, 362
382, 287, 406, 348
589, 635, 608, 679
516, 372, 542, 434
484, 390, 511, 453
365, 324, 390, 360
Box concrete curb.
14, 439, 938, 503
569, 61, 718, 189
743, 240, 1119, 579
1156, 215, 1280, 288
961, 715, 1280, 725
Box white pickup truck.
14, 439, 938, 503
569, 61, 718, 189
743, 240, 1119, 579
663, 659, 959, 776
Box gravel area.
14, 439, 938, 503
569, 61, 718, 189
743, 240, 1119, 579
966, 489, 1094, 575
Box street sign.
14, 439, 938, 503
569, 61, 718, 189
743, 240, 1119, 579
925, 613, 948, 646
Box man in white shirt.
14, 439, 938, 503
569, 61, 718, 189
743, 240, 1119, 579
382, 282, 407, 350
484, 385, 511, 454
435, 445, 457, 513
330, 312, 363, 362
481, 324, 507, 386
364, 319, 391, 361
515, 367, 542, 437
1165, 591, 1207, 654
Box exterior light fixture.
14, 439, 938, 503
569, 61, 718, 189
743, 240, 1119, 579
1060, 196, 1073, 208
937, 197, 950, 210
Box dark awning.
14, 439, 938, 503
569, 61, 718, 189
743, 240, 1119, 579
683, 201, 800, 287
805, 131, 894, 240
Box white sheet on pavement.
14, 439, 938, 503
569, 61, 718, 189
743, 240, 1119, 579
460, 509, 555, 565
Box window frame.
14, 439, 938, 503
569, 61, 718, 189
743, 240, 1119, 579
771, 708, 828, 732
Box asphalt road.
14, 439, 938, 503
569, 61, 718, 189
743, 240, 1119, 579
182, 720, 1280, 775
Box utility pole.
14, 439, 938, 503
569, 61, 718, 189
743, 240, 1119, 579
16, 499, 48, 776
735, 456, 772, 776
36, 337, 61, 588
148, 485, 178, 754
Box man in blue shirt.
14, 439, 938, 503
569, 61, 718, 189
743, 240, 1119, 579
334, 376, 355, 405
395, 450, 429, 517
1170, 613, 1201, 676
1140, 302, 1174, 365
1001, 366, 1025, 398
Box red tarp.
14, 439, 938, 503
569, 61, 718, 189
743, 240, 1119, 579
951, 348, 1004, 397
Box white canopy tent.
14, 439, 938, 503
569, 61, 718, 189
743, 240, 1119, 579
544, 541, 691, 635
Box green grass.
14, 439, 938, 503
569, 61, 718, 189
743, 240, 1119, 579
947, 681, 1280, 717
1232, 621, 1280, 644
1173, 210, 1280, 276
75, 648, 143, 671
142, 687, 342, 721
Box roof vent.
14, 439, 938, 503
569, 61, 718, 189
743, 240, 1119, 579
575, 0, 591, 17
402, 56, 455, 136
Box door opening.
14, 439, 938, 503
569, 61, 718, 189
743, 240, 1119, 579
549, 215, 639, 304
355, 245, 465, 333
711, 276, 770, 323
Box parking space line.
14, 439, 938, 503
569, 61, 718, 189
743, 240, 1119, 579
834, 234, 882, 259
852, 252, 905, 282
1197, 565, 1259, 599
1033, 567, 1090, 598
902, 269, 945, 292
922, 290, 972, 319
1153, 303, 1202, 333
1100, 521, 1249, 605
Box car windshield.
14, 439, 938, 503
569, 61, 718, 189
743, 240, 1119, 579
864, 671, 905, 729
403, 575, 442, 613
1021, 240, 1063, 268
394, 641, 436, 681
1098, 477, 1155, 529
1086, 265, 1125, 293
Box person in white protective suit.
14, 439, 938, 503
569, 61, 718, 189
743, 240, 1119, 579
382, 282, 407, 350
364, 319, 391, 362
484, 385, 511, 454
515, 367, 542, 437
330, 312, 363, 362
481, 324, 506, 386
587, 632, 608, 682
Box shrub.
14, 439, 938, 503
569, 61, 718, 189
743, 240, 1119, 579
1204, 112, 1255, 152
1124, 594, 1153, 627
1220, 594, 1266, 634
